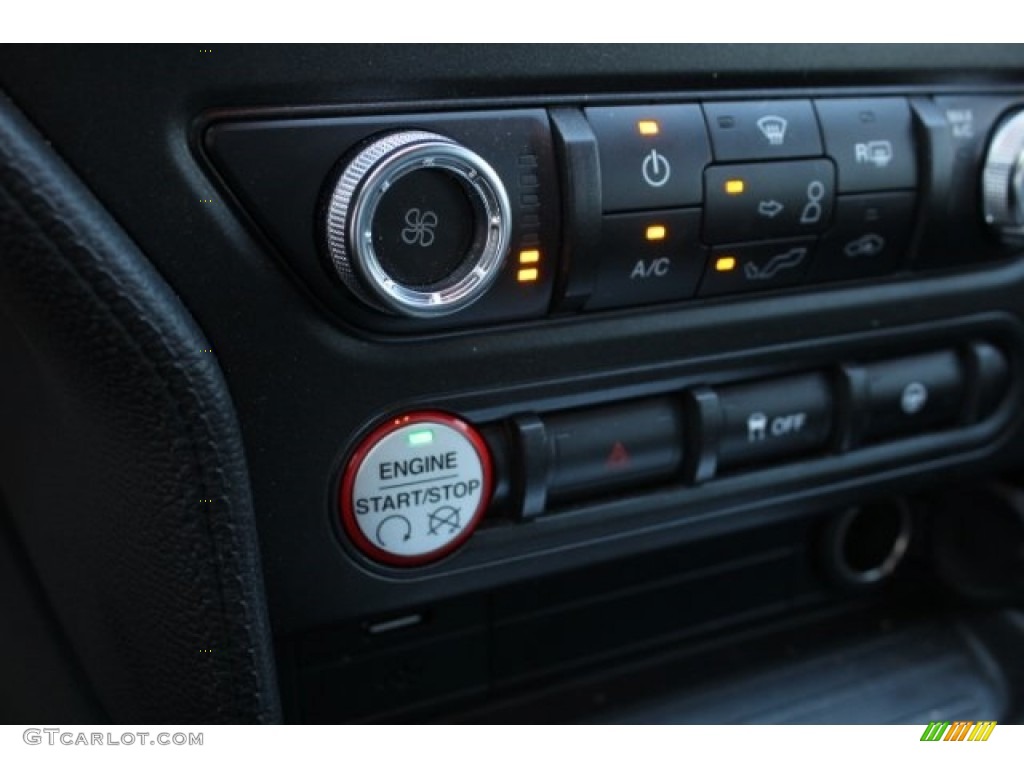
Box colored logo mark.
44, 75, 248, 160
920, 721, 996, 742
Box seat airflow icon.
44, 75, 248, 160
744, 247, 808, 280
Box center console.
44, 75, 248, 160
204, 86, 1024, 571
195, 73, 1024, 724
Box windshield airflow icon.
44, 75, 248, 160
756, 115, 789, 146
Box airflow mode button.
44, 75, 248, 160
340, 412, 493, 566
699, 238, 817, 297
703, 159, 836, 244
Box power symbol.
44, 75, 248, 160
641, 149, 672, 188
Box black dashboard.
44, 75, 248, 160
2, 44, 1024, 724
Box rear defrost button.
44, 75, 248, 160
815, 98, 917, 192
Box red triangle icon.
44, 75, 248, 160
606, 441, 631, 469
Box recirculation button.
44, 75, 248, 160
340, 411, 493, 566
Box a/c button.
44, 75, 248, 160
586, 209, 706, 310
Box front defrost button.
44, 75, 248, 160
703, 100, 824, 161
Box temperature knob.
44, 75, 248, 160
323, 131, 512, 317
982, 110, 1024, 243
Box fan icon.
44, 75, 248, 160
401, 208, 439, 248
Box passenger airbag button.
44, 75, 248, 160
858, 351, 964, 442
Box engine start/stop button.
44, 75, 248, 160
339, 411, 493, 566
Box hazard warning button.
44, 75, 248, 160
543, 398, 685, 504
340, 411, 493, 567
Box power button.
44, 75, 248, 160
585, 105, 711, 212
339, 412, 493, 567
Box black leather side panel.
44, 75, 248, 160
0, 94, 280, 723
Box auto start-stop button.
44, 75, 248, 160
339, 411, 493, 566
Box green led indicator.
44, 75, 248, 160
407, 429, 434, 447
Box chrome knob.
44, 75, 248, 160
323, 130, 512, 317
982, 109, 1024, 243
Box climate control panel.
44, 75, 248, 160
205, 90, 1024, 333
